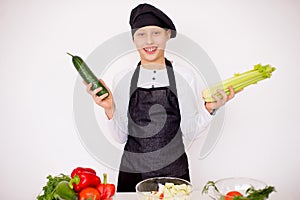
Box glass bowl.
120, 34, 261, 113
136, 177, 193, 200
204, 177, 268, 200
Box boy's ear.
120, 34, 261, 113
166, 29, 172, 39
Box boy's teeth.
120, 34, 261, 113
145, 47, 156, 52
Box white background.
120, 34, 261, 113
1, 0, 300, 199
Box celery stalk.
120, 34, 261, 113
203, 64, 276, 102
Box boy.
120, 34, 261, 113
86, 3, 235, 192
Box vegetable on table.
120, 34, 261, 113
96, 173, 116, 199
67, 52, 109, 97
69, 167, 101, 192
37, 173, 72, 200
202, 64, 276, 102
79, 187, 101, 200
55, 181, 78, 200
38, 168, 114, 200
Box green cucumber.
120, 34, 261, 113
67, 52, 109, 97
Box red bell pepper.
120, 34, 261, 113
71, 167, 97, 176
96, 173, 116, 199
69, 167, 101, 192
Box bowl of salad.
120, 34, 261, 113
202, 177, 276, 200
136, 177, 193, 200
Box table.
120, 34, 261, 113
114, 191, 210, 199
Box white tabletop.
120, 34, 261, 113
114, 191, 210, 200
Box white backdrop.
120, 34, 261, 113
1, 0, 300, 199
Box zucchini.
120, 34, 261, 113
67, 52, 109, 97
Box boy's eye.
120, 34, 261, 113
153, 31, 160, 35
137, 32, 145, 36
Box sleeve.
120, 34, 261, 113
174, 65, 213, 141
105, 69, 133, 144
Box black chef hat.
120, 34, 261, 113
129, 3, 176, 38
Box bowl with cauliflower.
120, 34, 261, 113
135, 177, 192, 200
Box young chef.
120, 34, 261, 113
86, 3, 236, 192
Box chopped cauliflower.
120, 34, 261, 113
142, 182, 192, 200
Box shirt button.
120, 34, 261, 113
152, 77, 155, 80
153, 70, 156, 73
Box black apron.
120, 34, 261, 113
117, 59, 190, 192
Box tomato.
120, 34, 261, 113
159, 192, 164, 199
224, 191, 243, 200
79, 187, 101, 200
152, 191, 164, 199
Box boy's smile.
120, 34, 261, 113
143, 46, 158, 54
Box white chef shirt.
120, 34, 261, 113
107, 61, 213, 144
137, 66, 169, 88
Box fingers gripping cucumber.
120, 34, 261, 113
67, 52, 109, 97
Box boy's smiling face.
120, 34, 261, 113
133, 26, 171, 67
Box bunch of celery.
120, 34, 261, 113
202, 64, 276, 102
